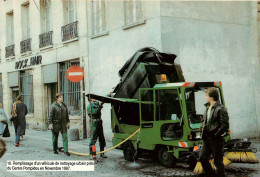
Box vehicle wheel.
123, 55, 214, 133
123, 141, 136, 162
188, 156, 197, 169
152, 149, 159, 162
158, 146, 177, 168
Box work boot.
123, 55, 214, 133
100, 147, 107, 158
64, 152, 70, 156
100, 153, 107, 158
58, 147, 64, 152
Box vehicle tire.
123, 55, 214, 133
158, 146, 177, 168
152, 149, 159, 162
188, 156, 197, 169
123, 141, 136, 162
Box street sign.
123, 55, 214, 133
66, 66, 84, 83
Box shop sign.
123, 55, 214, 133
15, 55, 42, 70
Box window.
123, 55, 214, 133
140, 90, 154, 121
22, 4, 30, 40
21, 3, 31, 54
12, 88, 20, 105
6, 12, 14, 45
20, 70, 34, 114
63, 0, 76, 25
60, 61, 81, 116
124, 0, 143, 25
0, 74, 3, 105
92, 0, 107, 35
40, 0, 51, 33
156, 89, 182, 121
161, 123, 183, 140
39, 0, 53, 48
258, 2, 260, 22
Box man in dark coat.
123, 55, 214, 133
11, 95, 28, 147
199, 87, 229, 177
48, 93, 70, 156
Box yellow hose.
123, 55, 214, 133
69, 128, 141, 156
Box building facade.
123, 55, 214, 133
0, 0, 259, 140
0, 0, 87, 136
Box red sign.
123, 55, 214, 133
66, 66, 84, 83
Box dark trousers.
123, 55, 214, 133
199, 137, 225, 177
52, 132, 68, 153
89, 119, 106, 150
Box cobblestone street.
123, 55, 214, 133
0, 126, 259, 177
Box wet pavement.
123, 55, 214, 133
0, 126, 259, 177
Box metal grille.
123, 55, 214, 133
5, 44, 15, 58
39, 31, 53, 48
20, 38, 31, 54
61, 21, 78, 42
60, 61, 81, 116
21, 71, 34, 113
0, 74, 3, 105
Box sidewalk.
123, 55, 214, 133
15, 125, 114, 153
6, 125, 115, 154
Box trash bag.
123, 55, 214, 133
3, 124, 10, 137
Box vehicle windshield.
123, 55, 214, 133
185, 88, 206, 129
185, 87, 223, 129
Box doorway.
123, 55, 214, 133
46, 83, 57, 117
12, 87, 20, 103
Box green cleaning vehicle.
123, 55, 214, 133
87, 47, 258, 168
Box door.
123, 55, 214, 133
46, 83, 57, 117
12, 87, 20, 103
139, 89, 155, 149
156, 89, 183, 141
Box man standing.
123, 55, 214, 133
48, 93, 70, 156
199, 87, 229, 177
87, 98, 107, 159
11, 95, 27, 147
